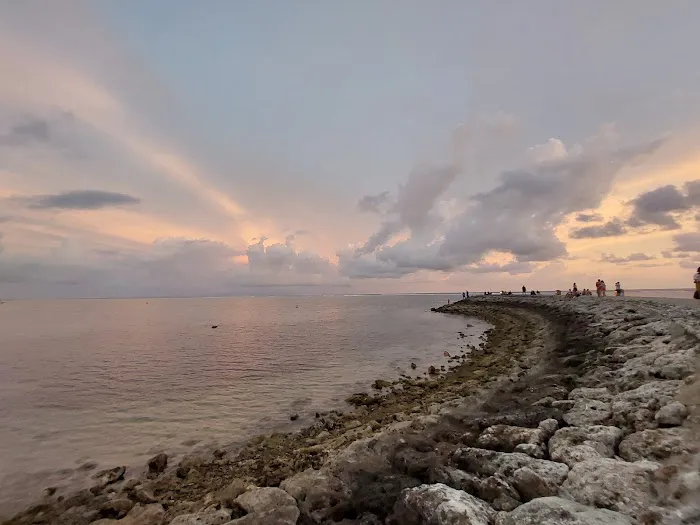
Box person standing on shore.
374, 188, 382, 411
694, 267, 700, 299
595, 279, 601, 297
522, 285, 526, 294
600, 280, 607, 296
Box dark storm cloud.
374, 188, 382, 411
626, 184, 688, 229
27, 190, 141, 210
600, 252, 654, 264
570, 219, 627, 239
576, 212, 603, 223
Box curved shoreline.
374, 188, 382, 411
5, 296, 700, 524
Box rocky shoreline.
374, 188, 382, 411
5, 296, 700, 525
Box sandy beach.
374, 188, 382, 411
5, 295, 700, 525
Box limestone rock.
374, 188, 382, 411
176, 455, 205, 479
494, 496, 634, 525
388, 483, 495, 525
235, 488, 297, 515
92, 466, 126, 491
654, 401, 689, 426
147, 453, 168, 475
123, 504, 166, 525
563, 399, 611, 426
560, 458, 659, 519
653, 349, 695, 380
568, 387, 612, 402
548, 426, 623, 467
280, 468, 348, 521
618, 428, 697, 462
513, 443, 544, 459
611, 380, 681, 431
225, 506, 300, 525
169, 509, 231, 525
215, 479, 249, 507
512, 467, 560, 501
476, 425, 542, 451
452, 448, 568, 488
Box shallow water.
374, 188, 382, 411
0, 294, 485, 514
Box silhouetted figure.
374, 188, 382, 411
522, 285, 526, 293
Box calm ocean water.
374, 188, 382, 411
0, 294, 484, 515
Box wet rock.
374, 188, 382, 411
147, 453, 168, 475
123, 504, 165, 525
563, 399, 611, 426
560, 457, 660, 519
388, 483, 495, 525
235, 487, 297, 515
411, 362, 417, 370
618, 428, 697, 462
548, 425, 623, 467
452, 448, 568, 489
654, 401, 689, 426
176, 455, 205, 479
568, 387, 612, 402
57, 505, 99, 525
289, 413, 299, 421
611, 380, 682, 431
494, 496, 634, 525
98, 497, 134, 519
372, 379, 392, 390
64, 488, 94, 508
346, 393, 379, 407
169, 509, 232, 525
91, 466, 126, 491
215, 479, 249, 507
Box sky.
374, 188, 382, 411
1, 1, 700, 298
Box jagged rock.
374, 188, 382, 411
452, 448, 568, 489
147, 453, 168, 475
226, 506, 300, 525
215, 479, 250, 507
618, 428, 697, 462
611, 380, 682, 431
235, 487, 298, 515
91, 466, 126, 492
560, 458, 660, 519
653, 349, 695, 380
57, 505, 100, 525
533, 396, 554, 407
176, 455, 205, 479
563, 399, 611, 426
280, 468, 348, 522
568, 387, 612, 402
169, 508, 231, 525
548, 426, 623, 467
494, 496, 634, 525
512, 467, 560, 501
99, 497, 134, 519
388, 483, 495, 525
427, 466, 480, 493
513, 443, 544, 459
551, 399, 575, 411
654, 401, 689, 426
476, 420, 557, 452
123, 504, 165, 525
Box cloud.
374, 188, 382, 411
570, 219, 627, 239
355, 165, 459, 255
671, 231, 700, 253
0, 115, 51, 146
466, 261, 534, 274
576, 212, 603, 223
600, 252, 654, 264
0, 236, 344, 298
626, 184, 688, 229
246, 237, 334, 275
340, 131, 665, 279
357, 191, 391, 214
26, 190, 141, 210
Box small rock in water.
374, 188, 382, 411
290, 413, 299, 421
211, 325, 219, 329
147, 452, 168, 475
43, 487, 57, 497
411, 362, 418, 370
428, 365, 438, 375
